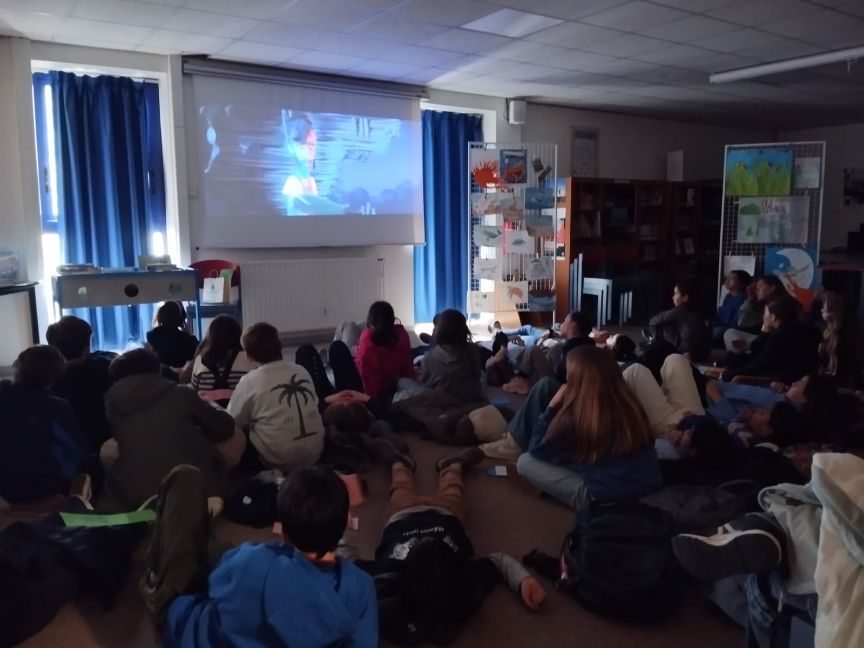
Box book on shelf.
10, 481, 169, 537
683, 237, 695, 255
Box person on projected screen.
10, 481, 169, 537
280, 111, 347, 216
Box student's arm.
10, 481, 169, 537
737, 299, 761, 329
723, 332, 782, 381
346, 575, 379, 648
226, 377, 254, 429
184, 388, 235, 442
474, 554, 546, 611
526, 404, 561, 460
649, 307, 678, 329
398, 329, 416, 379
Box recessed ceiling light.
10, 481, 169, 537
462, 9, 563, 39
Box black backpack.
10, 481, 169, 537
558, 501, 682, 621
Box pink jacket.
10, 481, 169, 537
354, 325, 415, 399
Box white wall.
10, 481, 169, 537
524, 103, 770, 181
779, 124, 864, 251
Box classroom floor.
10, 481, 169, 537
16, 425, 744, 648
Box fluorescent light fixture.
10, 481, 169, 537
462, 9, 563, 39
710, 45, 864, 83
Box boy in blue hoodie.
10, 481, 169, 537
141, 464, 377, 647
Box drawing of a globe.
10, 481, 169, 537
774, 248, 813, 290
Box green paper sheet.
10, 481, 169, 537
61, 510, 156, 527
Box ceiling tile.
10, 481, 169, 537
524, 20, 623, 46
272, 0, 383, 31
449, 54, 513, 74
486, 40, 567, 61
707, 0, 821, 26
213, 41, 304, 64
536, 49, 617, 70
346, 59, 428, 80
162, 9, 259, 39
580, 1, 689, 31
461, 8, 563, 37
55, 17, 154, 45
182, 0, 290, 21
397, 67, 449, 83
70, 0, 177, 29
632, 66, 706, 84
737, 40, 823, 61
315, 34, 397, 59
589, 58, 661, 77
676, 51, 757, 71
420, 28, 512, 54
0, 0, 73, 14
244, 21, 336, 49
487, 0, 630, 21
692, 28, 786, 53
351, 15, 450, 43
582, 33, 671, 56
493, 62, 557, 80
639, 15, 740, 42
388, 0, 499, 27
0, 7, 63, 35
763, 10, 860, 38
141, 29, 232, 53
291, 50, 370, 71
838, 1, 864, 17
634, 43, 715, 65
648, 0, 740, 10
804, 24, 864, 47
373, 42, 465, 67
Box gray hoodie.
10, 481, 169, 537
100, 373, 235, 512
419, 344, 486, 403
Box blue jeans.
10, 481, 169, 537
744, 571, 816, 648
515, 453, 591, 511
503, 325, 548, 347
508, 376, 560, 450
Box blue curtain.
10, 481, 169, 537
414, 110, 483, 323
34, 71, 166, 351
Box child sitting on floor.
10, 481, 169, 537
0, 346, 92, 505
647, 280, 711, 362
355, 449, 545, 645
228, 322, 325, 472
46, 315, 116, 450
143, 465, 378, 647
188, 314, 256, 407
147, 300, 200, 369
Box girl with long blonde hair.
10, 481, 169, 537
516, 346, 661, 510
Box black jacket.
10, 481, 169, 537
723, 321, 821, 383
52, 352, 115, 450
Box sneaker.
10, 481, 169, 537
479, 434, 521, 461
491, 331, 509, 356
419, 332, 432, 344
672, 520, 783, 582
436, 447, 485, 473
69, 473, 93, 509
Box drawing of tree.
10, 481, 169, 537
271, 375, 316, 440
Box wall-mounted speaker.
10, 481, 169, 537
507, 99, 527, 125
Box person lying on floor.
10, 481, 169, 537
228, 322, 324, 473
142, 465, 378, 648
46, 315, 116, 451
671, 452, 864, 648
100, 348, 241, 512
514, 346, 662, 510
485, 310, 594, 393
0, 345, 93, 506
352, 448, 546, 646
721, 297, 821, 384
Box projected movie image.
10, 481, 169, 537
199, 105, 417, 219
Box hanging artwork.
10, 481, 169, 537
528, 287, 556, 312
843, 168, 864, 206
473, 258, 500, 280
765, 246, 820, 312
794, 157, 821, 189
725, 148, 792, 196
736, 196, 809, 244
471, 192, 517, 218
473, 225, 503, 247
524, 187, 555, 210
526, 212, 554, 237
571, 128, 598, 177
525, 257, 553, 281
504, 230, 532, 254
502, 189, 524, 223
470, 148, 500, 188
469, 291, 495, 313
500, 149, 527, 184
501, 281, 528, 307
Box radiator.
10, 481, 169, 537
241, 258, 385, 333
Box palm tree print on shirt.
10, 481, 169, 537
271, 374, 316, 440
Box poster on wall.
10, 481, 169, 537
504, 230, 532, 254
526, 212, 554, 237
736, 196, 809, 244
473, 258, 500, 280
501, 281, 528, 307
525, 257, 553, 281
765, 246, 821, 312
470, 149, 499, 188
499, 149, 527, 184
794, 157, 821, 189
528, 287, 556, 312
571, 128, 598, 177
725, 148, 793, 196
470, 192, 516, 218
473, 225, 503, 247
843, 168, 864, 206
469, 291, 495, 313
524, 187, 555, 210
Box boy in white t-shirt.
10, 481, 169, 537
228, 322, 324, 472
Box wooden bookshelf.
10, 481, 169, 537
555, 177, 721, 323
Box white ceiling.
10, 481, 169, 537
2, 0, 864, 130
